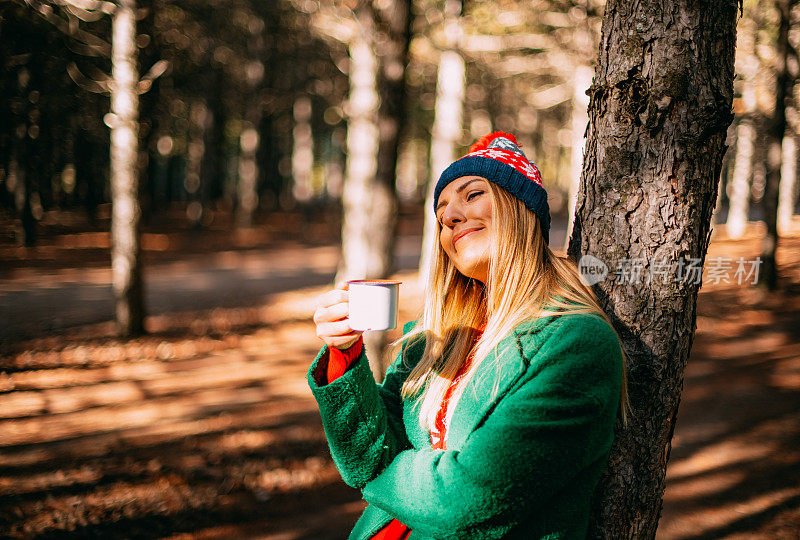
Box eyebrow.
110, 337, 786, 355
435, 178, 484, 213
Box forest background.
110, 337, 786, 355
1, 0, 799, 538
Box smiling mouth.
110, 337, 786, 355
454, 228, 482, 245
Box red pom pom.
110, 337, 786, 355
468, 131, 521, 153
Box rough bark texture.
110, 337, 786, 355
760, 0, 795, 290
566, 2, 738, 537
110, 0, 145, 337
337, 0, 411, 381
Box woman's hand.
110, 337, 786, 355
313, 283, 363, 350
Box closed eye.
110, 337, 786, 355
467, 190, 484, 201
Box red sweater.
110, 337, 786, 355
321, 329, 481, 540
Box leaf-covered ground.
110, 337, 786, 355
0, 207, 798, 539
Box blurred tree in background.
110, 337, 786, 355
1, 0, 610, 334
1, 0, 613, 244
723, 0, 800, 289
2, 0, 799, 335
4, 0, 798, 247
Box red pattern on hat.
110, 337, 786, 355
464, 148, 543, 187
468, 131, 521, 153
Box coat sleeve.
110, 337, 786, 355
359, 314, 623, 539
307, 321, 422, 489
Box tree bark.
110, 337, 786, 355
566, 2, 738, 537
760, 0, 795, 290
110, 0, 145, 337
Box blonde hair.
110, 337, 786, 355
393, 182, 629, 431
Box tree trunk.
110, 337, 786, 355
760, 0, 795, 290
338, 11, 380, 284
365, 0, 412, 373
728, 119, 756, 237
566, 2, 738, 537
206, 69, 226, 203
565, 65, 593, 251
420, 0, 464, 281
110, 0, 145, 337
237, 117, 260, 228
337, 0, 410, 381
237, 31, 265, 227
711, 123, 736, 225
74, 124, 99, 225
777, 130, 798, 234
726, 17, 758, 239
292, 96, 314, 202
186, 99, 209, 228
10, 140, 37, 247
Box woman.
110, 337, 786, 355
309, 132, 628, 540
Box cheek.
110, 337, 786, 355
439, 229, 453, 254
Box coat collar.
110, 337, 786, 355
402, 314, 560, 450
445, 328, 526, 448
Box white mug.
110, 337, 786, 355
347, 279, 401, 331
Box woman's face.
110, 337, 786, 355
436, 176, 493, 283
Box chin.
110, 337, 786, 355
456, 262, 488, 282
456, 253, 489, 278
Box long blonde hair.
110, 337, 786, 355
393, 182, 629, 430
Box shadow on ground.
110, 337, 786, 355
657, 231, 800, 540
0, 212, 798, 539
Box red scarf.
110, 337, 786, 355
371, 324, 485, 539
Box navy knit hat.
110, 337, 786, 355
434, 132, 551, 245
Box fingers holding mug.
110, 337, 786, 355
313, 299, 349, 325
316, 318, 361, 350
315, 288, 348, 312
313, 287, 362, 350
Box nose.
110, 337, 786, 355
440, 200, 465, 228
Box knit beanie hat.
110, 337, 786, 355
434, 132, 551, 245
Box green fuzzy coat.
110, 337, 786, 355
306, 311, 623, 540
